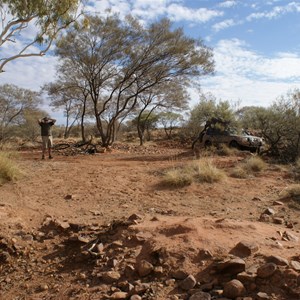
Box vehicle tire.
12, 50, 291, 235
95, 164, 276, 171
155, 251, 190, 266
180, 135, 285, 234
229, 140, 240, 149
204, 140, 212, 148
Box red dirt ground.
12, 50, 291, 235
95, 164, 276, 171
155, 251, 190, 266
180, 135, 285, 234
0, 142, 299, 299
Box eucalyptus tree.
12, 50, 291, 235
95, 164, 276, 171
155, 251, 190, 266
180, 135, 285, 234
159, 111, 184, 139
55, 14, 214, 147
0, 84, 42, 140
44, 82, 83, 139
238, 90, 300, 162
187, 92, 236, 139
131, 111, 160, 143
133, 81, 188, 145
264, 92, 300, 162
0, 0, 82, 72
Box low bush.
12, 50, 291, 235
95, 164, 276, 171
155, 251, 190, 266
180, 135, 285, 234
244, 156, 266, 173
230, 166, 248, 179
162, 158, 226, 187
162, 167, 193, 187
216, 144, 237, 156
192, 158, 226, 183
0, 151, 22, 184
278, 184, 300, 201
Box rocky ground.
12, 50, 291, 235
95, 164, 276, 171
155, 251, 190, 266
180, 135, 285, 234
0, 141, 300, 300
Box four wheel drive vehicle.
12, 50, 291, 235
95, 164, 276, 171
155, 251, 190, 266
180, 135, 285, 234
195, 127, 264, 153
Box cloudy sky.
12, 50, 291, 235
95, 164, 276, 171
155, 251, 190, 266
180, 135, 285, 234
1, 0, 300, 116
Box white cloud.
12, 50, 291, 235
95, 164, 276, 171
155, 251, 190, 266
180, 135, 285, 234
247, 2, 300, 21
166, 4, 223, 22
218, 1, 237, 8
85, 0, 131, 16
0, 55, 58, 92
212, 19, 236, 32
199, 39, 300, 107
86, 0, 223, 24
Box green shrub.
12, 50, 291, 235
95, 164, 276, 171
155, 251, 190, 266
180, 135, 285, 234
0, 151, 22, 184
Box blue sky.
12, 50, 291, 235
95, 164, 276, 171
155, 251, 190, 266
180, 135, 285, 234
1, 0, 300, 118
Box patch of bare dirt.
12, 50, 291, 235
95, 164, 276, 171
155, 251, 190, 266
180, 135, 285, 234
0, 142, 300, 299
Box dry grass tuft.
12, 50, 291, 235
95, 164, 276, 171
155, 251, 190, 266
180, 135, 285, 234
0, 141, 19, 151
192, 158, 226, 183
162, 167, 193, 187
290, 158, 300, 181
278, 184, 300, 201
0, 151, 23, 184
162, 158, 226, 187
229, 156, 266, 179
243, 156, 266, 173
230, 166, 248, 179
216, 144, 237, 156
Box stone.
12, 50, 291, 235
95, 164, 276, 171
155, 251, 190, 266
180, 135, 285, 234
263, 207, 275, 215
273, 217, 284, 225
198, 249, 213, 260
257, 263, 277, 278
22, 234, 34, 241
291, 260, 300, 271
283, 268, 298, 280
273, 200, 284, 206
109, 292, 128, 299
269, 269, 284, 286
259, 214, 272, 222
97, 243, 104, 253
282, 231, 299, 242
223, 279, 245, 299
189, 291, 211, 300
133, 283, 150, 294
54, 219, 70, 230
136, 260, 154, 277
256, 292, 270, 299
130, 295, 142, 300
128, 214, 142, 222
237, 271, 256, 283
199, 282, 214, 291
180, 275, 197, 290
267, 255, 289, 266
154, 266, 164, 275
217, 258, 246, 275
171, 269, 189, 280
229, 241, 259, 258
165, 279, 176, 286
64, 194, 73, 200
210, 289, 223, 297
124, 264, 135, 277
102, 271, 121, 283
39, 284, 49, 291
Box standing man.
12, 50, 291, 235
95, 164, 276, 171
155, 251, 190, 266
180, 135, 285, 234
38, 116, 56, 159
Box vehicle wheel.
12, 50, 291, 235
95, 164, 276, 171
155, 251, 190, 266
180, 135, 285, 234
229, 140, 240, 149
204, 140, 212, 148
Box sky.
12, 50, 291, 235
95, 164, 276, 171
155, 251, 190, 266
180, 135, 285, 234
1, 0, 300, 120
